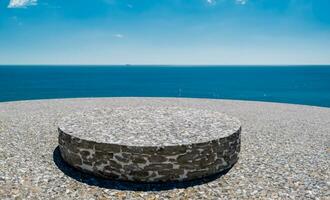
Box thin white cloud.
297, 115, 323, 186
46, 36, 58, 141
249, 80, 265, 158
113, 34, 124, 39
8, 0, 37, 8
235, 0, 248, 5
206, 0, 248, 6
206, 0, 216, 5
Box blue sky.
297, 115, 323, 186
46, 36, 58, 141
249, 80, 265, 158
0, 0, 329, 65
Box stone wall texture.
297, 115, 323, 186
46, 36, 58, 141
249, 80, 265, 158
58, 126, 241, 182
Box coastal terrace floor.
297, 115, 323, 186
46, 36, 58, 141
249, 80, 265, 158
0, 98, 329, 199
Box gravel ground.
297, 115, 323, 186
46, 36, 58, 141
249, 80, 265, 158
0, 97, 329, 200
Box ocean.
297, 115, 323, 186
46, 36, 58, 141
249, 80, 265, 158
0, 65, 329, 107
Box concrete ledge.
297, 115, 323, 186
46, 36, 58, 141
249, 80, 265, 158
58, 106, 241, 182
2, 97, 329, 198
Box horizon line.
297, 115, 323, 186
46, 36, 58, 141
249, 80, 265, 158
1, 64, 330, 67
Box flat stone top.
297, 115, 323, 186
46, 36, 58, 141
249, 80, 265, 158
58, 106, 241, 146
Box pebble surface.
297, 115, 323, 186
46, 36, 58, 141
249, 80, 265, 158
0, 97, 329, 200
58, 106, 240, 146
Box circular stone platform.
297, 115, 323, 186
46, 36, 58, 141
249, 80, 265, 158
58, 106, 241, 182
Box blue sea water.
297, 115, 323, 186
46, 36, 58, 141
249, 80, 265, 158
0, 65, 329, 107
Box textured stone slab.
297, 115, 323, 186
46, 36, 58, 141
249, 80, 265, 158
58, 105, 241, 182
